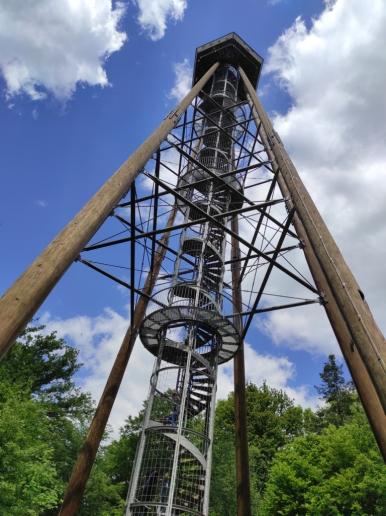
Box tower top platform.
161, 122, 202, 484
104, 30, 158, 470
193, 32, 264, 91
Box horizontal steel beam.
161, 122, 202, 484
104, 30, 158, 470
242, 208, 297, 338
162, 116, 257, 152
83, 198, 286, 251
225, 298, 320, 318
224, 244, 300, 265
167, 140, 298, 238
78, 258, 166, 308
145, 172, 318, 295
117, 160, 272, 209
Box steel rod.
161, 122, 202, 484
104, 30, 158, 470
167, 141, 295, 236
113, 215, 197, 268
59, 205, 178, 515
242, 208, 296, 339
0, 62, 219, 359
224, 244, 300, 265
150, 151, 160, 270
78, 258, 165, 307
117, 161, 272, 209
145, 172, 318, 295
84, 199, 285, 251
130, 183, 136, 324
227, 298, 320, 318
161, 115, 257, 151
239, 170, 279, 283
173, 99, 247, 130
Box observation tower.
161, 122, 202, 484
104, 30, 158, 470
1, 33, 385, 516
126, 34, 263, 515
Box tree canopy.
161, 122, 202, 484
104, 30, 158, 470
260, 408, 386, 515
0, 328, 385, 515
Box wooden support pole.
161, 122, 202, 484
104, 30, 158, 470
242, 74, 386, 460
59, 205, 177, 515
299, 218, 386, 460
240, 66, 386, 414
231, 215, 252, 516
0, 62, 219, 360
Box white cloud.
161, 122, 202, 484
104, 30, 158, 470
169, 58, 192, 102
41, 308, 318, 435
259, 304, 339, 356
218, 342, 318, 409
0, 0, 127, 101
41, 307, 155, 436
136, 0, 187, 41
35, 199, 47, 208
260, 0, 386, 352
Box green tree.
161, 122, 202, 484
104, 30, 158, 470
260, 407, 386, 515
210, 399, 237, 516
0, 326, 91, 418
317, 354, 345, 401
79, 460, 126, 516
0, 327, 94, 515
315, 354, 355, 428
79, 412, 143, 515
0, 381, 62, 515
210, 383, 305, 514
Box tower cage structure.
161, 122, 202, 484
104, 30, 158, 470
126, 65, 246, 515
1, 33, 385, 516
60, 34, 386, 514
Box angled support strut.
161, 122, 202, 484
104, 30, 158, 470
239, 66, 386, 459
0, 62, 220, 359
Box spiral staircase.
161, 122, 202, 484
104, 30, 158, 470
126, 65, 244, 516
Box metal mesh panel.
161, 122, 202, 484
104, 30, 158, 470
173, 447, 206, 513
134, 430, 175, 506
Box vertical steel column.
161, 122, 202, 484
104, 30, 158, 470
165, 342, 194, 516
202, 365, 218, 515
231, 214, 252, 516
0, 62, 219, 360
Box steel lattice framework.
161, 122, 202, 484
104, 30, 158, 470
126, 65, 252, 515
78, 45, 323, 516
0, 33, 385, 516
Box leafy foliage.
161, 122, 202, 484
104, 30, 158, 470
314, 354, 356, 427
210, 383, 305, 514
260, 407, 386, 515
0, 326, 91, 418
316, 354, 346, 401
0, 382, 62, 515
1, 330, 385, 515
0, 327, 92, 515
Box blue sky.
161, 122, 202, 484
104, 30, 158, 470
2, 0, 386, 432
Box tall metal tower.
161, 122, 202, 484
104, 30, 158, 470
126, 61, 246, 515
0, 34, 385, 516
